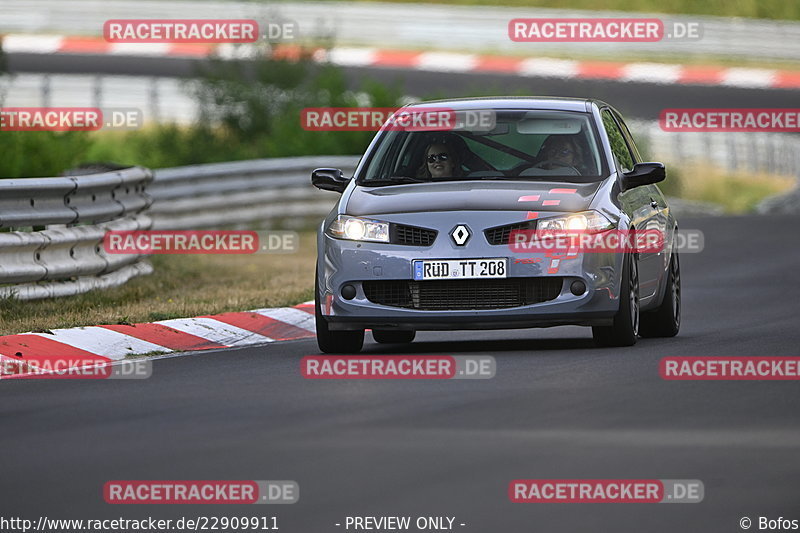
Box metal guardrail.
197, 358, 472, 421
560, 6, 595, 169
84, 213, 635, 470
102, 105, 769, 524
0, 157, 355, 300
0, 74, 196, 126
629, 120, 800, 177
148, 156, 357, 230
0, 166, 153, 300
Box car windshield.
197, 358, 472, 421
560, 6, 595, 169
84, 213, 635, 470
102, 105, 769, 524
357, 109, 607, 186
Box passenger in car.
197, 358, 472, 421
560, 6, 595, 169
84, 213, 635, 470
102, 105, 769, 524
535, 135, 584, 172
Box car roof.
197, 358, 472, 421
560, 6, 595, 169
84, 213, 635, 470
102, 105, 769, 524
403, 96, 607, 113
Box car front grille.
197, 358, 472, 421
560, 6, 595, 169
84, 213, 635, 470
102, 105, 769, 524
392, 224, 437, 246
484, 220, 537, 245
362, 278, 563, 310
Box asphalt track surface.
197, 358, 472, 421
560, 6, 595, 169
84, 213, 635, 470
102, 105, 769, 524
2, 215, 800, 532
9, 53, 800, 120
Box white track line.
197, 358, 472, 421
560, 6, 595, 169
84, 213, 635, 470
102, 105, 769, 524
110, 43, 171, 56
2, 34, 64, 54
155, 317, 275, 346
252, 308, 316, 333
622, 63, 683, 84
24, 328, 172, 360
327, 47, 378, 66
416, 52, 477, 72
518, 58, 579, 78
721, 68, 777, 88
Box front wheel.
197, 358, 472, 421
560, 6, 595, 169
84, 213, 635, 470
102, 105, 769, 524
592, 253, 639, 347
315, 270, 364, 354
639, 250, 680, 338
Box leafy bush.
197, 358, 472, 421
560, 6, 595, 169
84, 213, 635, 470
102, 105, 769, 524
2, 54, 405, 175
0, 131, 94, 178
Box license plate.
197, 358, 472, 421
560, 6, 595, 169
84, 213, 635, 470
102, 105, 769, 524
412, 258, 507, 281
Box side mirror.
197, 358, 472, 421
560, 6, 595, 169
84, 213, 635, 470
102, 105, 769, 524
621, 162, 665, 191
312, 168, 350, 193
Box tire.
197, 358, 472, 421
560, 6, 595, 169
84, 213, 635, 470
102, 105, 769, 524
315, 269, 364, 354
372, 330, 416, 344
639, 250, 681, 338
592, 252, 639, 347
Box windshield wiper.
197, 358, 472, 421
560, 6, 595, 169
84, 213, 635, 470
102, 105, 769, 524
362, 176, 427, 186
413, 176, 507, 182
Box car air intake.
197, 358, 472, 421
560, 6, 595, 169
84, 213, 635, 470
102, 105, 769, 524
484, 220, 537, 245
392, 224, 438, 246
362, 278, 563, 310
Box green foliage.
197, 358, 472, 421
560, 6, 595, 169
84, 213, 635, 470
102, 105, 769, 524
2, 55, 406, 176
658, 165, 683, 197
0, 131, 94, 177
0, 41, 97, 177
183, 58, 404, 160
86, 125, 254, 168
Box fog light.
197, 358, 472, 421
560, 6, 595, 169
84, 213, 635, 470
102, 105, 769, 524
570, 280, 586, 296
341, 284, 356, 300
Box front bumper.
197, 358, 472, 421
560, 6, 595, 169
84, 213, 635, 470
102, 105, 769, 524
317, 211, 624, 331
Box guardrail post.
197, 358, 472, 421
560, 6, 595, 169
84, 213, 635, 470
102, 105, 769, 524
149, 77, 160, 123
41, 73, 51, 107
93, 74, 103, 108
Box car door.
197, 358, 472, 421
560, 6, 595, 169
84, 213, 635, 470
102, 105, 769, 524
600, 108, 661, 301
614, 110, 672, 291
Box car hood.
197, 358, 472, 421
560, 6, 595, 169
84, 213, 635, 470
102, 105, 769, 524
345, 180, 603, 216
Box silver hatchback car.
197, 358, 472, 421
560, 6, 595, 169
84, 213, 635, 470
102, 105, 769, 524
312, 97, 680, 353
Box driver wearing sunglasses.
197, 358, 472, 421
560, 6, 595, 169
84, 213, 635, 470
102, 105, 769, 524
417, 142, 462, 180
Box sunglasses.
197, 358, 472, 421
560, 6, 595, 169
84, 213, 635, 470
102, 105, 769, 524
427, 153, 450, 163
548, 147, 575, 157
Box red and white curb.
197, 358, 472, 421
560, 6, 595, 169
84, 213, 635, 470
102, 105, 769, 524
325, 48, 800, 89
0, 302, 316, 377
3, 33, 799, 90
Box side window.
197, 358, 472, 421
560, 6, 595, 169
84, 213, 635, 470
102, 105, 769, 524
601, 109, 635, 173
614, 111, 642, 161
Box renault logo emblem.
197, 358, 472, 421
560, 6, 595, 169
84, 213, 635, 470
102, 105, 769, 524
451, 225, 471, 246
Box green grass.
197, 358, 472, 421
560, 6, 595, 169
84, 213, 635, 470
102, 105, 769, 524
663, 164, 795, 213
0, 58, 402, 177
0, 232, 317, 336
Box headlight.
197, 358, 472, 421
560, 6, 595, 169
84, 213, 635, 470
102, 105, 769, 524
328, 215, 390, 243
537, 210, 615, 233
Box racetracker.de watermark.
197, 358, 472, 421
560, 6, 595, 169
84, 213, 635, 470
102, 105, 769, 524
301, 355, 495, 379
0, 359, 151, 380
104, 19, 259, 43
660, 357, 800, 380
509, 229, 664, 254
508, 18, 702, 42
509, 229, 704, 254
103, 230, 298, 255
300, 107, 497, 132
104, 480, 298, 504
0, 107, 143, 131
660, 109, 800, 132
509, 479, 704, 503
